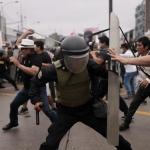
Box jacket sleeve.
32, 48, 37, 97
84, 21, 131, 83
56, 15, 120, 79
88, 59, 108, 79
29, 64, 57, 104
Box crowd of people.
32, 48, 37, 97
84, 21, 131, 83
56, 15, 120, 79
0, 46, 19, 90
1, 27, 150, 150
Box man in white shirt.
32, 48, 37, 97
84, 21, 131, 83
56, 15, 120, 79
120, 43, 137, 99
119, 37, 150, 131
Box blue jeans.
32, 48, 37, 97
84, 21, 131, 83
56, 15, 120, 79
124, 71, 137, 96
9, 87, 58, 125
10, 88, 30, 124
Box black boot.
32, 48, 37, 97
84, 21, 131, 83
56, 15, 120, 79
0, 83, 5, 88
2, 123, 18, 131
14, 84, 19, 91
39, 143, 49, 150
119, 122, 129, 131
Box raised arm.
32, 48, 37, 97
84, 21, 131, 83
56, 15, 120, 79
108, 48, 150, 66
9, 56, 39, 76
16, 29, 34, 46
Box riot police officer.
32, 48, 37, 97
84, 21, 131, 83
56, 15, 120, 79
30, 36, 132, 150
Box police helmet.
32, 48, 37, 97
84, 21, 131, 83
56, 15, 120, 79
61, 36, 89, 56
61, 36, 89, 74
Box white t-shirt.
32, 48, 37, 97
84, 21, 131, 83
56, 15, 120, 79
120, 50, 137, 73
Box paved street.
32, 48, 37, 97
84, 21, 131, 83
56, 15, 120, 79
0, 84, 150, 150
0, 84, 50, 150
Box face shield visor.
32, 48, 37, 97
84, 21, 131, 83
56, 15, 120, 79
64, 52, 89, 74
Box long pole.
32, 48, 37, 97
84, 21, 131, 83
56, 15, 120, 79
107, 0, 119, 146
20, 0, 23, 31
109, 0, 113, 25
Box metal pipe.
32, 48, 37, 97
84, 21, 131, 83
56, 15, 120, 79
109, 0, 113, 25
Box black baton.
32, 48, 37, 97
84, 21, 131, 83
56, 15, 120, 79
36, 111, 40, 125
36, 103, 43, 125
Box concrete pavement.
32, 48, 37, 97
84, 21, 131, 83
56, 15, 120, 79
0, 85, 150, 150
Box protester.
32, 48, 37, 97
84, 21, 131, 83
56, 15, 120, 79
120, 43, 137, 99
109, 36, 150, 131
2, 30, 57, 131
90, 36, 128, 118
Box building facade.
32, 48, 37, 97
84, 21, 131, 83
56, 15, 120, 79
135, 0, 150, 39
121, 29, 135, 44
145, 0, 150, 33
